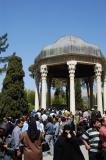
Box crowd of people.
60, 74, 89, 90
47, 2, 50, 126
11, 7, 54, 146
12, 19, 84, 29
0, 107, 106, 160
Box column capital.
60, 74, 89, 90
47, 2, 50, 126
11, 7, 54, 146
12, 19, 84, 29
40, 65, 48, 80
95, 63, 102, 77
67, 60, 77, 77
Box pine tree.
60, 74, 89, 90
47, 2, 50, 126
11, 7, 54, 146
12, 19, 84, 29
0, 54, 28, 118
0, 33, 9, 73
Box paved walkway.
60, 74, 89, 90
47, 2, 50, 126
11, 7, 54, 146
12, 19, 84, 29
43, 153, 53, 160
80, 145, 89, 160
43, 145, 89, 160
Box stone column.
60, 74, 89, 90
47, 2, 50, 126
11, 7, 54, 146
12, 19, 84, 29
47, 78, 52, 107
67, 61, 77, 115
95, 63, 103, 114
103, 74, 106, 111
66, 80, 68, 109
40, 65, 48, 109
39, 81, 42, 108
34, 74, 40, 110
89, 78, 94, 109
35, 85, 39, 111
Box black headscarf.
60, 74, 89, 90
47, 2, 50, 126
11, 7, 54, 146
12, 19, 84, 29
62, 124, 75, 138
27, 116, 40, 142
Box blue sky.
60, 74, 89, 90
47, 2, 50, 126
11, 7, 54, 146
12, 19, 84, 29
0, 0, 106, 90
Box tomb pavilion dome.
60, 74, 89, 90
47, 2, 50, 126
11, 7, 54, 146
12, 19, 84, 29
36, 35, 103, 61
33, 35, 106, 114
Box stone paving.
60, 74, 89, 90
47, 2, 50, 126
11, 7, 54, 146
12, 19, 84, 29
43, 153, 53, 160
43, 145, 89, 160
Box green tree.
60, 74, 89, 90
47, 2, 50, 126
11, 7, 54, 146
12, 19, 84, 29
75, 79, 84, 110
51, 78, 66, 106
28, 64, 35, 78
25, 89, 35, 112
0, 54, 28, 118
0, 33, 9, 73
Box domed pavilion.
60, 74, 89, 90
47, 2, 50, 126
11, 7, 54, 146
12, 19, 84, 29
34, 35, 106, 114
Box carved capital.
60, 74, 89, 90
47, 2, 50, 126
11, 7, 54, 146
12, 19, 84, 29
40, 65, 48, 80
95, 63, 102, 77
67, 61, 77, 77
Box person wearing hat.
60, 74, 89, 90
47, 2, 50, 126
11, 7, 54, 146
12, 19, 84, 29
53, 124, 85, 160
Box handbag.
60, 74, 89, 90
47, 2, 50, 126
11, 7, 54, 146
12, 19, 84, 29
42, 142, 50, 152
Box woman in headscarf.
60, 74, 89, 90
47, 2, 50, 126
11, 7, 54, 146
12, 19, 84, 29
53, 124, 85, 160
20, 116, 43, 160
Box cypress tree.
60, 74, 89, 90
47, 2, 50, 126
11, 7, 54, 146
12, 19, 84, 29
75, 79, 83, 110
0, 33, 9, 73
0, 54, 28, 118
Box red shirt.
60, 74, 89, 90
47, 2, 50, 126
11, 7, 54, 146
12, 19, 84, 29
100, 126, 106, 148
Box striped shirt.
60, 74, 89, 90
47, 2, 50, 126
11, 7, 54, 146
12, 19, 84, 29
82, 128, 100, 152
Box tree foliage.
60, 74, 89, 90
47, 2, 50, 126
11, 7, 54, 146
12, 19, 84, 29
0, 33, 9, 74
75, 79, 84, 110
0, 54, 28, 118
28, 64, 35, 78
51, 78, 66, 106
51, 78, 84, 110
25, 89, 35, 111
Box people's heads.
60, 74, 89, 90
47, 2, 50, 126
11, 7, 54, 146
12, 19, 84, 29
34, 114, 39, 121
27, 116, 40, 142
16, 119, 24, 128
63, 124, 74, 138
28, 116, 37, 130
47, 116, 53, 123
90, 119, 101, 129
41, 108, 44, 112
96, 111, 102, 119
91, 108, 95, 112
79, 110, 83, 116
21, 116, 27, 122
97, 111, 101, 114
63, 124, 71, 132
94, 105, 97, 110
3, 117, 7, 123
75, 110, 79, 116
64, 110, 70, 118
61, 116, 66, 122
104, 111, 106, 115
0, 122, 7, 137
7, 117, 12, 122
58, 117, 61, 123
101, 117, 106, 127
53, 116, 59, 123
